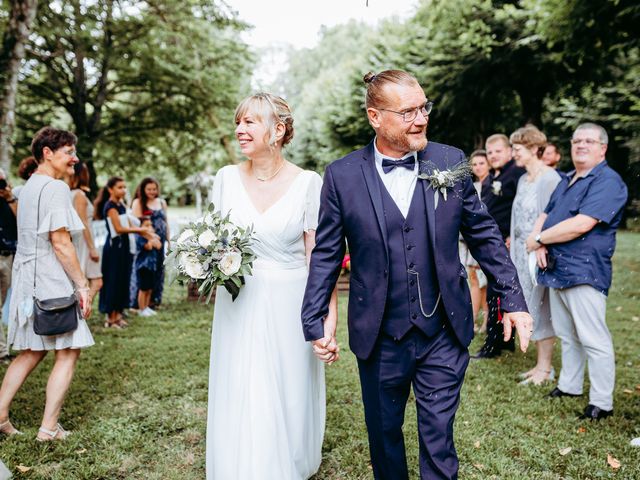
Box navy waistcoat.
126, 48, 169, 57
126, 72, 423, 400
378, 177, 444, 339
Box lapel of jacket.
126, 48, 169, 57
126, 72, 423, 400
417, 146, 437, 251
360, 142, 389, 250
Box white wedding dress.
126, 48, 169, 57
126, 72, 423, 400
206, 166, 325, 480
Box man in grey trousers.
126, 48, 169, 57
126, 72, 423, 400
526, 123, 627, 420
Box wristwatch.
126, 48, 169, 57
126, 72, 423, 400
534, 233, 544, 245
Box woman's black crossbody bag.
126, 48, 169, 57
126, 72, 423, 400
32, 180, 79, 336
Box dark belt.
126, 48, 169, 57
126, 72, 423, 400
0, 251, 15, 257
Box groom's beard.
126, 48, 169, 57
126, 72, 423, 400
379, 125, 428, 153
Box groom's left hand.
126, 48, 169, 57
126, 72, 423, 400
502, 311, 533, 352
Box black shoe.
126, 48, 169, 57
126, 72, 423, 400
579, 404, 613, 421
501, 341, 515, 352
471, 348, 502, 360
547, 387, 582, 399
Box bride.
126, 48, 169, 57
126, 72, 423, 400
206, 93, 338, 479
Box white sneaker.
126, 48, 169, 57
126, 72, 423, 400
138, 309, 152, 317
143, 307, 158, 316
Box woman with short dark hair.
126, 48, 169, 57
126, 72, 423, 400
0, 126, 93, 441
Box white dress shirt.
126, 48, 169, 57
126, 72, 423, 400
373, 139, 419, 218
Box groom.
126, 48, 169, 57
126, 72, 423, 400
302, 70, 532, 480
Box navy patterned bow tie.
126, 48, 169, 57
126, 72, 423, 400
381, 156, 416, 174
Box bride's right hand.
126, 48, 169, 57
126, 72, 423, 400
312, 337, 339, 364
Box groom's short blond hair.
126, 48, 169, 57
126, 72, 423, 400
363, 70, 419, 109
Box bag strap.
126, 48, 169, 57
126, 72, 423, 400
33, 179, 55, 297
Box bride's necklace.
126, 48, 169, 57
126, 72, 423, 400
253, 161, 285, 182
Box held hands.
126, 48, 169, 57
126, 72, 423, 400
502, 311, 533, 353
312, 312, 340, 365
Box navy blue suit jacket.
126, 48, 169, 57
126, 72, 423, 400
302, 141, 528, 360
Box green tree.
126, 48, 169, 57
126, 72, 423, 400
0, 0, 38, 174
14, 0, 252, 191
270, 0, 638, 211
275, 21, 377, 170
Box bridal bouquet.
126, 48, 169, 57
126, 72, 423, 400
165, 204, 256, 302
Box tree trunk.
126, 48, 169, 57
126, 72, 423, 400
66, 0, 111, 197
208, 112, 238, 164
0, 0, 38, 174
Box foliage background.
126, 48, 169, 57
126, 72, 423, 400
0, 0, 638, 206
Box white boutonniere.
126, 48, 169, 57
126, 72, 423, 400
491, 180, 502, 196
417, 161, 472, 209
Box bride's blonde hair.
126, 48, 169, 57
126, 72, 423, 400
234, 93, 294, 148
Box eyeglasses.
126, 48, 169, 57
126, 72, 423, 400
571, 138, 603, 146
62, 148, 78, 157
379, 101, 434, 123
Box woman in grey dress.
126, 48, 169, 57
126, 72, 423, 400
509, 126, 561, 385
0, 127, 93, 441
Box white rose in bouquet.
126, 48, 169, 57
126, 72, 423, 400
176, 228, 195, 245
219, 251, 242, 276
198, 229, 217, 248
180, 252, 207, 279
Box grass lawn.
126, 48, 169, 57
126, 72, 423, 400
0, 232, 638, 479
